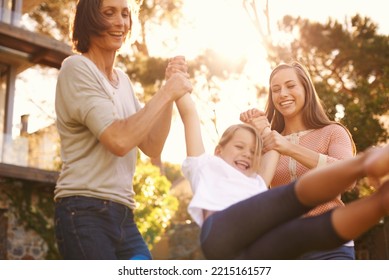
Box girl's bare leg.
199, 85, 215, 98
335, 144, 389, 239
295, 144, 389, 207
332, 180, 389, 240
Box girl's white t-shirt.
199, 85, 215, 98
182, 153, 268, 226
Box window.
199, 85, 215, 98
0, 62, 7, 136
0, 0, 22, 25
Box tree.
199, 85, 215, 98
244, 1, 388, 205
270, 14, 389, 151
243, 0, 388, 152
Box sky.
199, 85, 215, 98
14, 0, 389, 164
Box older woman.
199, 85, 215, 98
54, 0, 192, 260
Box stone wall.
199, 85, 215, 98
0, 183, 50, 260
0, 209, 7, 259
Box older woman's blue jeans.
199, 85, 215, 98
55, 196, 152, 260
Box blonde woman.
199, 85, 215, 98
241, 61, 356, 259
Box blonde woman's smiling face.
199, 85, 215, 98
215, 128, 256, 177
271, 68, 306, 120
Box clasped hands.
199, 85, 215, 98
240, 108, 271, 136
165, 55, 190, 80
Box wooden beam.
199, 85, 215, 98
0, 163, 59, 185
30, 49, 50, 64
0, 22, 72, 69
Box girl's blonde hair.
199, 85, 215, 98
215, 124, 263, 172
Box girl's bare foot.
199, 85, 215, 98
364, 145, 389, 187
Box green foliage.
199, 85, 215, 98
133, 160, 178, 250
268, 14, 389, 151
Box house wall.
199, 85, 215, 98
27, 124, 60, 170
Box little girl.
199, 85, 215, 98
176, 93, 389, 259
